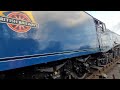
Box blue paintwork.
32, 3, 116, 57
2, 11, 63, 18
0, 50, 99, 71
0, 11, 99, 58
0, 11, 118, 71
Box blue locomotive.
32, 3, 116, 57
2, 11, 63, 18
0, 11, 120, 79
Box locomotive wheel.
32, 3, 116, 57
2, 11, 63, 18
98, 53, 109, 65
108, 53, 113, 63
72, 61, 87, 78
96, 59, 101, 66
61, 60, 87, 79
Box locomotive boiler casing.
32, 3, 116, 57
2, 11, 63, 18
0, 11, 116, 71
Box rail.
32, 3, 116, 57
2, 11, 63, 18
85, 57, 120, 79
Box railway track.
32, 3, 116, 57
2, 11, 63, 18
85, 57, 120, 79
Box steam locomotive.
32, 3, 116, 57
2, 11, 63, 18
0, 11, 120, 79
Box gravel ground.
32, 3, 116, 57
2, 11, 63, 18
107, 63, 120, 79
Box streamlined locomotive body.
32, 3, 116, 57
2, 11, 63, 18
0, 11, 120, 79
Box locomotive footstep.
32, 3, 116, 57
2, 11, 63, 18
91, 65, 103, 70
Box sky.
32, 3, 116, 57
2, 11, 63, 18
86, 11, 120, 35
